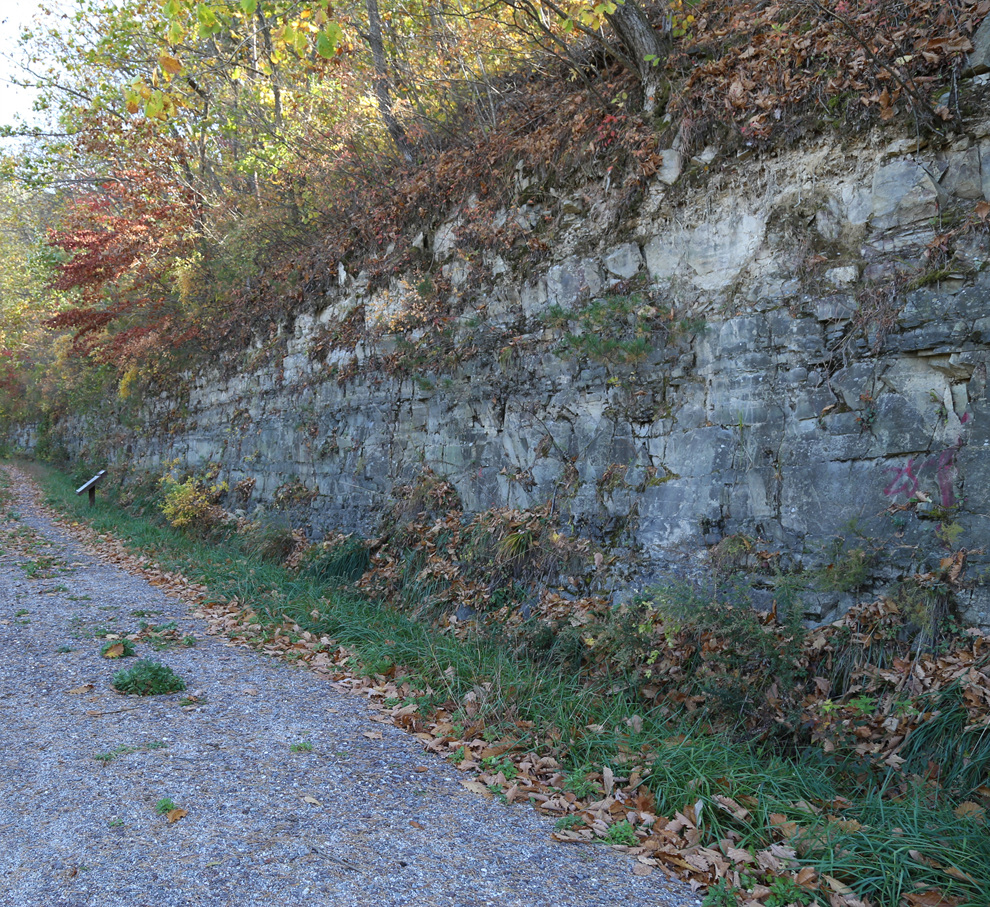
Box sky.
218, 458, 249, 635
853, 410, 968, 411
0, 1, 70, 130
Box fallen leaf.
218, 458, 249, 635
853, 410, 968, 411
632, 862, 653, 876
903, 891, 963, 907
67, 684, 94, 695
944, 865, 976, 884
409, 820, 424, 829
459, 780, 493, 797
953, 801, 985, 820
166, 807, 188, 823
300, 796, 323, 806
796, 865, 818, 887
362, 731, 383, 740
102, 643, 126, 658
823, 873, 855, 896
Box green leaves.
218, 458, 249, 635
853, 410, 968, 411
316, 23, 343, 59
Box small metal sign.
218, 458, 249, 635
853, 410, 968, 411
75, 470, 107, 506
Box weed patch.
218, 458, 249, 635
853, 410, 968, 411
112, 660, 186, 696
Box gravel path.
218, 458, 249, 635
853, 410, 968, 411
0, 468, 701, 907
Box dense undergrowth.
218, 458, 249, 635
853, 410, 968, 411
12, 458, 988, 907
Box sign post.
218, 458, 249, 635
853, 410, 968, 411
75, 470, 107, 507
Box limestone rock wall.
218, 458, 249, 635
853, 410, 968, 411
53, 106, 990, 627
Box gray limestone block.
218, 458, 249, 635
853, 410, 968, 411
656, 149, 682, 185
870, 159, 943, 230
683, 212, 766, 292
767, 312, 825, 354
603, 243, 644, 279
791, 388, 838, 421
982, 141, 990, 202
638, 478, 722, 548
963, 15, 990, 77
661, 426, 736, 478
866, 394, 935, 457
827, 361, 879, 410
710, 315, 768, 356
957, 447, 990, 512
940, 147, 985, 200
779, 458, 885, 537
707, 373, 775, 426
959, 587, 990, 632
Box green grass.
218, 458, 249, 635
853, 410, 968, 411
24, 461, 990, 907
112, 659, 186, 696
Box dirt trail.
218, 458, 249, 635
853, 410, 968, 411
0, 466, 699, 907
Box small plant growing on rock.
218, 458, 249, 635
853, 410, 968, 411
113, 659, 186, 696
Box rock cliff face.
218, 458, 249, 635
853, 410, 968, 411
54, 95, 990, 627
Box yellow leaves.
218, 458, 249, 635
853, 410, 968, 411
101, 642, 126, 658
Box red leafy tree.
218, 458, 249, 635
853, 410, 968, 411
45, 165, 199, 370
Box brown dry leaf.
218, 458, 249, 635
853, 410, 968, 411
823, 874, 855, 896
67, 684, 95, 695
726, 846, 755, 864
903, 891, 963, 907
460, 780, 493, 798
102, 643, 126, 659
166, 807, 188, 824
603, 765, 615, 796
953, 801, 985, 820
769, 813, 799, 838
409, 820, 424, 830
715, 795, 751, 821
632, 862, 653, 876
796, 865, 818, 887
362, 731, 383, 740
943, 866, 976, 884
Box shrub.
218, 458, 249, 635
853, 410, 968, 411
159, 468, 229, 535
112, 659, 186, 696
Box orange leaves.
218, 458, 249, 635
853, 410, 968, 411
158, 54, 183, 76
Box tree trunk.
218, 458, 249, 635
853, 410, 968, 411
605, 0, 669, 114
365, 0, 415, 163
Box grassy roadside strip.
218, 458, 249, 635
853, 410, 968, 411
15, 460, 990, 907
